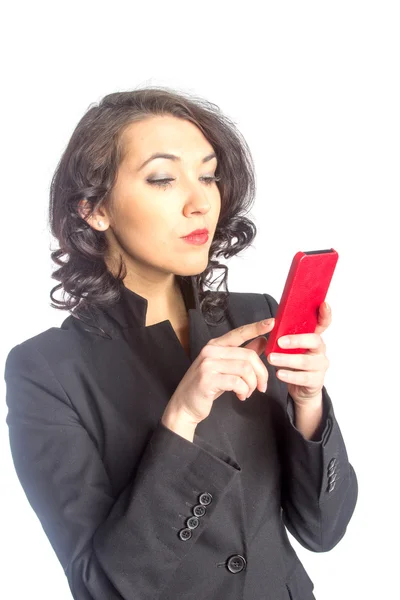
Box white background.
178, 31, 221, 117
1, 1, 398, 598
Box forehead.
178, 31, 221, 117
120, 115, 214, 162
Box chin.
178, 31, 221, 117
174, 261, 209, 278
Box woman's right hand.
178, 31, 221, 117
164, 317, 276, 427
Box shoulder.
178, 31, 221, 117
4, 315, 90, 379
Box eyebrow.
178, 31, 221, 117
138, 152, 217, 171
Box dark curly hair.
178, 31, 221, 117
49, 86, 258, 327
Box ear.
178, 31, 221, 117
78, 199, 109, 231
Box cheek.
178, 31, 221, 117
211, 188, 221, 212
114, 198, 175, 248
208, 199, 221, 228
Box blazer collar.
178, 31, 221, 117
72, 275, 220, 363
104, 275, 200, 329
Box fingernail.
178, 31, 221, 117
262, 318, 274, 325
325, 301, 330, 311
279, 337, 290, 347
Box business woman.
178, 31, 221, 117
4, 87, 358, 600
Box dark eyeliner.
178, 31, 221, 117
147, 176, 221, 188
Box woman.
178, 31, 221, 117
4, 87, 358, 600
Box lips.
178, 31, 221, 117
182, 228, 209, 238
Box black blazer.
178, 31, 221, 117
4, 276, 358, 600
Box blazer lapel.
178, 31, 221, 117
71, 275, 217, 365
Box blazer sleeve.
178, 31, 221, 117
263, 293, 358, 553
4, 343, 241, 600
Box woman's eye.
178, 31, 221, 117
147, 178, 174, 189
147, 176, 221, 189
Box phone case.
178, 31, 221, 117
264, 248, 339, 357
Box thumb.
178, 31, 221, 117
243, 335, 268, 357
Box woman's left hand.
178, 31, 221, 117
267, 301, 332, 407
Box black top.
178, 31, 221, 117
4, 277, 358, 600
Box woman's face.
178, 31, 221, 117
94, 115, 221, 279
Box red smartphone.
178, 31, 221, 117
264, 248, 339, 357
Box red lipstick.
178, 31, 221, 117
181, 228, 209, 245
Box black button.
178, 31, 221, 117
328, 458, 337, 469
328, 465, 336, 476
178, 528, 192, 541
186, 516, 199, 529
199, 492, 213, 506
193, 504, 206, 518
329, 473, 338, 484
327, 481, 336, 493
226, 554, 247, 574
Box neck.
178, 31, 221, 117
105, 248, 190, 327
122, 271, 187, 328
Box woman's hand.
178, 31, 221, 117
267, 301, 332, 407
165, 318, 275, 426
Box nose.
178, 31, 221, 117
187, 198, 211, 214
184, 185, 212, 215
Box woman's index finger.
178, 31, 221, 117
209, 318, 275, 348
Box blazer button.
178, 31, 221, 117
186, 516, 199, 529
178, 528, 192, 541
328, 458, 337, 470
199, 492, 213, 506
226, 554, 247, 574
193, 504, 207, 518
329, 472, 338, 484
327, 480, 336, 493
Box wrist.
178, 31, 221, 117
291, 390, 323, 411
161, 403, 198, 443
292, 393, 324, 441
